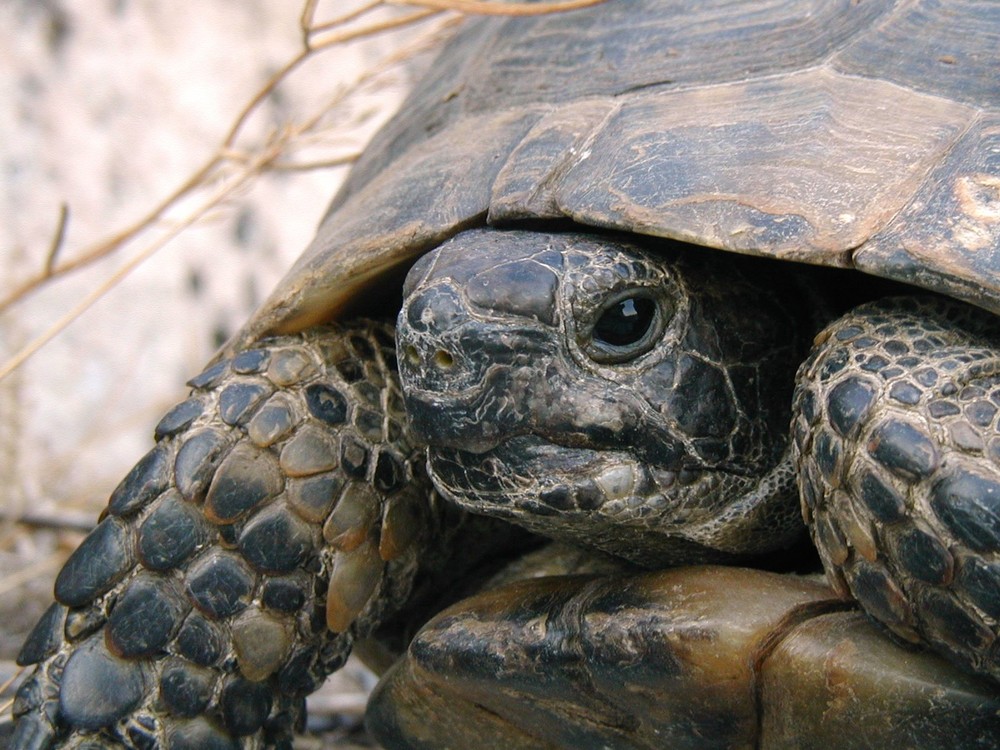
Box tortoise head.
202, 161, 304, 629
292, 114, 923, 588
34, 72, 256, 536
396, 228, 815, 566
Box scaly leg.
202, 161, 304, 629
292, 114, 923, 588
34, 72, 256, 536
11, 321, 440, 749
794, 296, 1000, 682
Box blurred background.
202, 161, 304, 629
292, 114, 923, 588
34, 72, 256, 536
0, 1, 451, 745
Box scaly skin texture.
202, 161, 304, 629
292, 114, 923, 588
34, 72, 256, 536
11, 322, 440, 749
397, 229, 819, 565
12, 231, 1000, 748
795, 297, 1000, 681
381, 229, 1000, 747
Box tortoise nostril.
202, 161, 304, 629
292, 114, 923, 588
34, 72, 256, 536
434, 349, 455, 369
405, 345, 420, 366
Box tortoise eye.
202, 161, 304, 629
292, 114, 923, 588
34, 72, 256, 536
587, 292, 665, 363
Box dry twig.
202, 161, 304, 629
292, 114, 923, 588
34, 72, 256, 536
0, 0, 603, 380
399, 0, 605, 14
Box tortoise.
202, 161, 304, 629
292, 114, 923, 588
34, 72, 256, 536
9, 0, 1000, 748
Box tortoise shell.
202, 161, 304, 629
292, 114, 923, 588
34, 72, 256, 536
231, 0, 1000, 351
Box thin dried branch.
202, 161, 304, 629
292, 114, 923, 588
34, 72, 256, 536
0, 5, 449, 327
300, 0, 321, 40
228, 5, 448, 146
0, 665, 21, 699
0, 662, 20, 722
398, 0, 605, 14
0, 154, 266, 382
307, 8, 443, 50
0, 509, 95, 533
0, 154, 221, 316
308, 1, 384, 37
43, 204, 69, 275
262, 156, 363, 171
0, 0, 603, 378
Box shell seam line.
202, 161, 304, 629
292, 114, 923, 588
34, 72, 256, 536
747, 597, 857, 750
847, 109, 984, 269
816, 0, 912, 71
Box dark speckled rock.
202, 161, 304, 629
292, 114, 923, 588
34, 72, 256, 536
59, 633, 150, 730
54, 517, 134, 608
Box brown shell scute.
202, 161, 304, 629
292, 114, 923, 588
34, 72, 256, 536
856, 116, 1000, 314
835, 0, 1000, 110
233, 0, 1000, 350
495, 69, 975, 262
246, 109, 544, 340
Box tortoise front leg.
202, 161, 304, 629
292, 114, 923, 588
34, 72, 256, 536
794, 296, 1000, 682
367, 566, 1000, 749
10, 321, 438, 749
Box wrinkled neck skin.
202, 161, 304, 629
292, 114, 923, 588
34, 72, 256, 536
397, 228, 819, 567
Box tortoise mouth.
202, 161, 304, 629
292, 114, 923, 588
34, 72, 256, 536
427, 435, 730, 553
428, 434, 651, 509
425, 434, 795, 566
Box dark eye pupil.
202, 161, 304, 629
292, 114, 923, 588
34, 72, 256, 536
593, 296, 657, 347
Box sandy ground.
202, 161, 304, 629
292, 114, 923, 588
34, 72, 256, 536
0, 1, 446, 745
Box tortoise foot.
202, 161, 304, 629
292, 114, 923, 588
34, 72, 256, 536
795, 296, 1000, 682
368, 566, 1000, 749
10, 322, 434, 749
